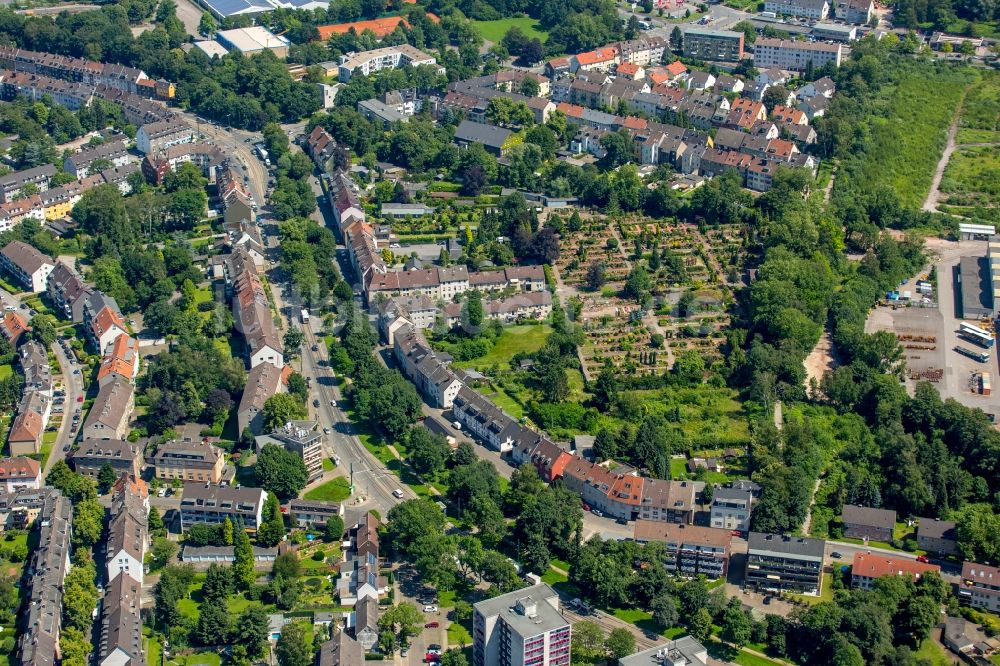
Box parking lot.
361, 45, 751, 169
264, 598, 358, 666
866, 238, 1000, 419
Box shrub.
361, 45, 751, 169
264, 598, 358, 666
311, 549, 325, 561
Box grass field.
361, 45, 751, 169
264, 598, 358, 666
472, 17, 548, 44
303, 476, 351, 502
453, 324, 553, 370
0, 364, 11, 380
913, 638, 952, 666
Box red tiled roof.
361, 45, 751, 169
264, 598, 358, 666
665, 61, 687, 76
617, 62, 641, 75
575, 47, 618, 66
852, 552, 940, 580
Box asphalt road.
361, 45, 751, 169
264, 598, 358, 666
46, 341, 85, 476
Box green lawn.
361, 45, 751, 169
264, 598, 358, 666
0, 364, 11, 380
322, 457, 335, 471
453, 324, 553, 371
913, 638, 953, 666
303, 476, 351, 502
448, 622, 473, 646
472, 17, 548, 44
541, 566, 568, 586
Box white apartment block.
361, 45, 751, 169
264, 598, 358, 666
753, 38, 843, 71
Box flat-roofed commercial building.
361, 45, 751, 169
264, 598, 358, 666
633, 521, 733, 579
746, 532, 825, 594
216, 26, 290, 58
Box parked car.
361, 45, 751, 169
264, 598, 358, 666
831, 551, 843, 559
423, 605, 438, 613
591, 509, 604, 517
313, 399, 320, 407
424, 621, 439, 629
916, 555, 930, 563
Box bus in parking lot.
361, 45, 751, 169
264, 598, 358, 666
959, 322, 994, 348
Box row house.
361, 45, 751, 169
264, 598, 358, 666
452, 385, 521, 452
435, 90, 488, 123
0, 196, 44, 231
17, 491, 72, 666
84, 290, 128, 353
842, 504, 896, 542
572, 46, 620, 73
105, 475, 148, 585
0, 164, 55, 204
638, 477, 701, 523
98, 571, 144, 666
218, 166, 254, 228
47, 261, 93, 322
136, 118, 193, 155
305, 125, 337, 169
633, 521, 733, 579
233, 266, 283, 369
763, 0, 829, 18
442, 290, 553, 328
725, 98, 767, 131
0, 45, 155, 96
510, 433, 573, 483
64, 138, 132, 177
393, 323, 463, 409
8, 392, 50, 456
616, 36, 667, 66
376, 295, 438, 343
82, 376, 135, 441
237, 360, 285, 435
96, 333, 140, 385
562, 458, 645, 521
94, 85, 174, 127
0, 69, 95, 109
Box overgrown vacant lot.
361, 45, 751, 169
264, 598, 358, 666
940, 145, 1000, 204
833, 64, 973, 209
957, 70, 1000, 143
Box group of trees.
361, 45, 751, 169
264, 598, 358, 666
387, 459, 582, 595
334, 306, 423, 440
138, 338, 246, 434
279, 216, 350, 305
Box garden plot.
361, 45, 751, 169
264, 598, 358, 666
579, 313, 673, 378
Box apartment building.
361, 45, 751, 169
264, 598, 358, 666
452, 385, 521, 452
634, 521, 733, 579
136, 118, 192, 155
850, 552, 940, 591
0, 240, 54, 292
70, 439, 143, 480
473, 583, 571, 666
0, 69, 96, 109
753, 38, 843, 71
256, 421, 325, 483
0, 457, 41, 491
916, 518, 958, 556
231, 250, 284, 370
47, 261, 93, 322
682, 28, 745, 62
149, 438, 226, 484
763, 0, 829, 18
98, 573, 144, 666
711, 486, 754, 532
96, 334, 140, 386
746, 532, 825, 594
338, 45, 439, 82
289, 499, 343, 527
64, 138, 133, 177
842, 504, 896, 542
179, 484, 267, 531
8, 391, 50, 455
834, 0, 874, 23
17, 491, 72, 666
82, 376, 134, 441
105, 475, 148, 585
637, 478, 701, 524
0, 164, 55, 203
83, 291, 128, 353
394, 323, 463, 409
237, 360, 284, 435
960, 562, 1000, 612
